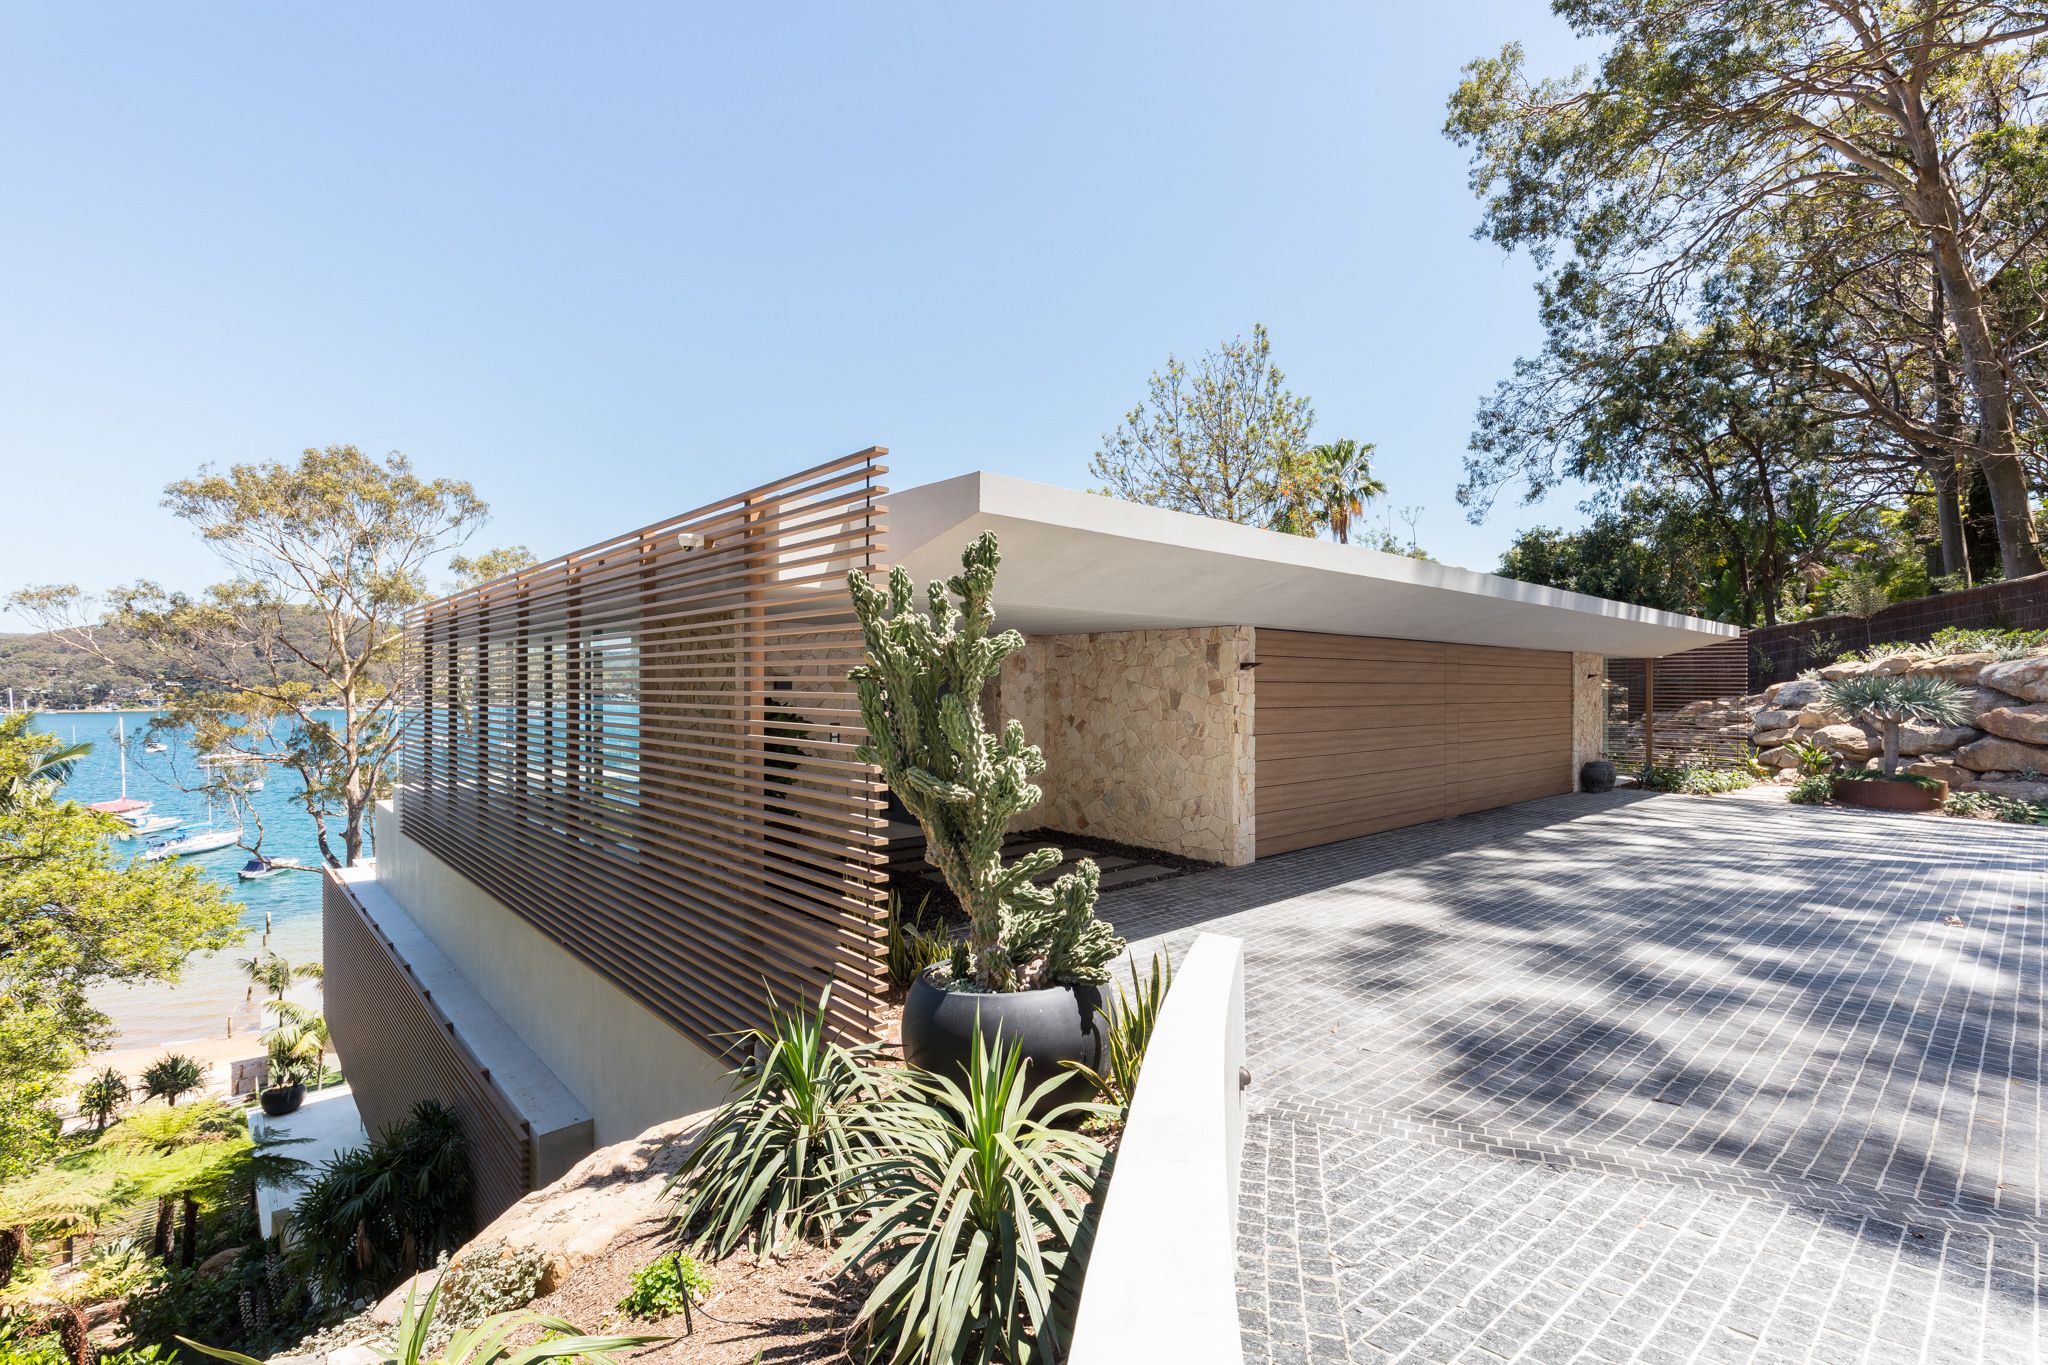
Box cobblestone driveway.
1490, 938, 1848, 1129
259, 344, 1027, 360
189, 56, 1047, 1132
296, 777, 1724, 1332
1109, 792, 2046, 1364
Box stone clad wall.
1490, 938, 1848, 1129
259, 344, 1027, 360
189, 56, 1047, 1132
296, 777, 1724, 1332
998, 626, 1256, 865
1571, 652, 1605, 787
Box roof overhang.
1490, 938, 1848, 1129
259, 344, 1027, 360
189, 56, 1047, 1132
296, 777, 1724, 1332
887, 472, 1739, 658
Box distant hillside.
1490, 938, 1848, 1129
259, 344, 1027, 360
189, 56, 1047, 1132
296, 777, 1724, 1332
0, 617, 337, 711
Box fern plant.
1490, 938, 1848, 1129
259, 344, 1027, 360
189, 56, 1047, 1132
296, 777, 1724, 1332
668, 987, 890, 1258
1061, 952, 1172, 1110
829, 1030, 1109, 1365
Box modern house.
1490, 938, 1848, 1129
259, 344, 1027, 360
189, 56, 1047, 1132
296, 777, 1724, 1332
325, 450, 1737, 1218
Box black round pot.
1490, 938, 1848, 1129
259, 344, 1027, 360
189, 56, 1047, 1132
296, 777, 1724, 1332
902, 969, 1104, 1105
1580, 760, 1617, 793
258, 1082, 305, 1117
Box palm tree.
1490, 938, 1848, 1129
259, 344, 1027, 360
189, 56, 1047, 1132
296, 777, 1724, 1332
139, 1054, 206, 1107
77, 1068, 129, 1132
1, 733, 92, 811
1275, 440, 1386, 543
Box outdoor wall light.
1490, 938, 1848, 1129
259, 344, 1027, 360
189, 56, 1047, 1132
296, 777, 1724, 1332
676, 532, 706, 550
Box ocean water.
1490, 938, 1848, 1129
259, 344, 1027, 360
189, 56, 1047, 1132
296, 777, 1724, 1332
28, 710, 349, 1049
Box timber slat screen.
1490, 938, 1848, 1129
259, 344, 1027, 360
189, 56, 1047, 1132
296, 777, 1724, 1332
324, 871, 536, 1219
1255, 631, 1573, 857
402, 451, 891, 1048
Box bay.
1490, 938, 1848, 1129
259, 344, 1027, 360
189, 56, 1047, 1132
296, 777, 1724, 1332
27, 709, 353, 1049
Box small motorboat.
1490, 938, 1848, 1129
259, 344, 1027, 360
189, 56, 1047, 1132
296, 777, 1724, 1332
119, 811, 184, 839
142, 826, 242, 862
238, 856, 309, 881
143, 740, 168, 754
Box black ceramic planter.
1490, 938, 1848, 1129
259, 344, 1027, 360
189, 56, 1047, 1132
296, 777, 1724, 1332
258, 1081, 305, 1118
1580, 760, 1617, 793
901, 969, 1105, 1105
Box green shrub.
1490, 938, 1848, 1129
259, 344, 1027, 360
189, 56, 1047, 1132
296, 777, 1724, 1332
1787, 774, 1834, 805
76, 1068, 129, 1132
1063, 951, 1172, 1111
1786, 737, 1835, 777
831, 1031, 1109, 1365
287, 1099, 473, 1301
884, 890, 951, 991
1639, 763, 1753, 795
428, 1241, 551, 1341
1943, 790, 2048, 823
668, 987, 890, 1259
617, 1252, 715, 1320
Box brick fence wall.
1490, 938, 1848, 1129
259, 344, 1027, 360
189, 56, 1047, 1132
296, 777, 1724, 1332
1744, 571, 2048, 688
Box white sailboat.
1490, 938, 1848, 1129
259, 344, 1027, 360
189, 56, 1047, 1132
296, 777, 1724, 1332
141, 796, 242, 861
91, 717, 183, 838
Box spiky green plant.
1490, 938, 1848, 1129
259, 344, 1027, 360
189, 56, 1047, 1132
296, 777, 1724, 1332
179, 1279, 661, 1365
1061, 952, 1173, 1110
668, 987, 890, 1258
139, 1054, 205, 1106
1821, 674, 1973, 776
847, 532, 1123, 991
884, 891, 953, 991
77, 1068, 129, 1132
829, 1030, 1110, 1364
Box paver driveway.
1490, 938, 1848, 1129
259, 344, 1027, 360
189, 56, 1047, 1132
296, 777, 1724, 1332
1109, 791, 2045, 1364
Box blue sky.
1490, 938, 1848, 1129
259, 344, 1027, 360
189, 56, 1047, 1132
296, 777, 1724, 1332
0, 3, 1592, 626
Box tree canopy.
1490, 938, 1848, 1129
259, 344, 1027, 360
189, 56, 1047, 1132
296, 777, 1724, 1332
1451, 0, 2048, 605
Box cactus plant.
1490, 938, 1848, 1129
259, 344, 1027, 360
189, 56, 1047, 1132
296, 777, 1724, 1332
848, 531, 1123, 992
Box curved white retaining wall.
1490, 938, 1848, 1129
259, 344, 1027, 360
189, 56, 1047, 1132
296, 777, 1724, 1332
1068, 932, 1247, 1365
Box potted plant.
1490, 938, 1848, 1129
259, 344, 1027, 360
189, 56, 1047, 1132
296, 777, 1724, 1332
258, 1013, 324, 1117
848, 532, 1124, 1091
1819, 674, 1971, 812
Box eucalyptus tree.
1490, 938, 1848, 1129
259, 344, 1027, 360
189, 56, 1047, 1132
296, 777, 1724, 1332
10, 446, 503, 867
1449, 0, 2048, 577
1090, 324, 1318, 529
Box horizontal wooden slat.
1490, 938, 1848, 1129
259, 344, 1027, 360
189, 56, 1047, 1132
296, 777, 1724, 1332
400, 451, 891, 1052
1254, 631, 1571, 857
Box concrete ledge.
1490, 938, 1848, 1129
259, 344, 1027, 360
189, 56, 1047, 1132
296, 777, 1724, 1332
1067, 932, 1247, 1365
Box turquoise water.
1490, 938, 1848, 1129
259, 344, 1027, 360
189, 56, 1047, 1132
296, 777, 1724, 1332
28, 710, 346, 1048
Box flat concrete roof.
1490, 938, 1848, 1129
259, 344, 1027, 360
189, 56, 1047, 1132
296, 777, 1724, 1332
887, 472, 1738, 657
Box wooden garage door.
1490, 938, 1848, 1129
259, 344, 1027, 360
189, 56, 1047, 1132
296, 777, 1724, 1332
1255, 630, 1573, 857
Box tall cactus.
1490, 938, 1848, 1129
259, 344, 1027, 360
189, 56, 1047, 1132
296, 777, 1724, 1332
848, 532, 1123, 991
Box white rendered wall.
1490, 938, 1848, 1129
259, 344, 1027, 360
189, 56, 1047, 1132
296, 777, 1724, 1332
373, 798, 731, 1147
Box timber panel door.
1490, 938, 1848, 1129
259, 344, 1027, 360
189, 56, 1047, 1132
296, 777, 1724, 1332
1254, 631, 1573, 857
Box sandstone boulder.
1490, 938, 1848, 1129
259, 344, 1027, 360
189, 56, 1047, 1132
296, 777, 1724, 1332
1758, 745, 1801, 769
1958, 685, 2028, 719
1810, 723, 1874, 757
1821, 656, 1909, 680
1956, 734, 2048, 773
1895, 722, 1981, 756
1754, 726, 1797, 747
1979, 655, 2048, 703
1767, 678, 1826, 709
1906, 651, 1995, 683
1963, 779, 2048, 802
1906, 758, 1970, 787
1977, 702, 2048, 746
1794, 706, 1847, 730
1753, 708, 1798, 732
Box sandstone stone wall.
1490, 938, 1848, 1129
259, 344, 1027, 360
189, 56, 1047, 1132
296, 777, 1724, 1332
997, 627, 1256, 865
1571, 652, 1605, 787
1684, 650, 2048, 800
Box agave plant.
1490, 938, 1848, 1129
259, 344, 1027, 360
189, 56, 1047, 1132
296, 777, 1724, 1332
1061, 952, 1172, 1110
1821, 674, 1972, 776
179, 1280, 661, 1365
885, 890, 952, 991
668, 986, 891, 1258
829, 1031, 1110, 1365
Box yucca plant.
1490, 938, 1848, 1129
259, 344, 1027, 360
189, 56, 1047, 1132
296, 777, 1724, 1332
1061, 952, 1172, 1110
668, 986, 891, 1258
179, 1279, 661, 1365
1821, 674, 1972, 776
829, 1031, 1110, 1365
885, 890, 953, 991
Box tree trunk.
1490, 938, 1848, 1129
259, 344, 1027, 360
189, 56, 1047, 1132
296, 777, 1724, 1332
1882, 723, 1901, 777
1922, 450, 1969, 582
152, 1199, 174, 1260
179, 1195, 198, 1269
